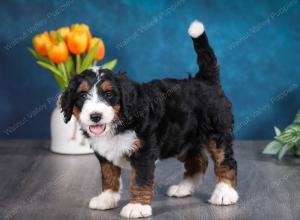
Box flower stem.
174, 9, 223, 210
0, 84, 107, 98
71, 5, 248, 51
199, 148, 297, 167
60, 63, 67, 82
93, 60, 97, 66
76, 54, 81, 74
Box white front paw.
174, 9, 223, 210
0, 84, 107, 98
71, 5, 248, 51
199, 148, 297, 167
89, 190, 120, 210
209, 182, 239, 205
120, 203, 152, 218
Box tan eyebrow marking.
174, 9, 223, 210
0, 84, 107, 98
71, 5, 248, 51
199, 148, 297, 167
100, 80, 112, 91
78, 80, 90, 92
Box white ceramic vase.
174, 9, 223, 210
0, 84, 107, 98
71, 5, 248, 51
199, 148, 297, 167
50, 106, 93, 154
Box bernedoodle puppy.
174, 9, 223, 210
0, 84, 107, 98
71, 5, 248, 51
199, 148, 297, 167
61, 20, 238, 218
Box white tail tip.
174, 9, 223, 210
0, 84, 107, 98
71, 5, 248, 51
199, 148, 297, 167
188, 20, 205, 38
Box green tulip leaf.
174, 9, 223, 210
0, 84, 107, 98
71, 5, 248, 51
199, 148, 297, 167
262, 141, 283, 155
37, 61, 61, 77
64, 56, 75, 80
57, 63, 68, 81
57, 63, 64, 74
80, 41, 99, 72
28, 48, 52, 64
56, 31, 63, 42
102, 59, 118, 70
37, 61, 67, 91
53, 75, 65, 91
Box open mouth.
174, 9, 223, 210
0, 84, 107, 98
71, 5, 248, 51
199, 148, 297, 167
89, 124, 106, 135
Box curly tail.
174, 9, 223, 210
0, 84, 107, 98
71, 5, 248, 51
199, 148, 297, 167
188, 20, 220, 85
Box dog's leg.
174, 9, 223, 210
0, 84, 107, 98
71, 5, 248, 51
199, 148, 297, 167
206, 140, 239, 205
120, 155, 155, 218
89, 153, 121, 210
167, 150, 208, 197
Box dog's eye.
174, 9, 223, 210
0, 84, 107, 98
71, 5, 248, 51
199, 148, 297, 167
105, 91, 113, 99
79, 92, 87, 99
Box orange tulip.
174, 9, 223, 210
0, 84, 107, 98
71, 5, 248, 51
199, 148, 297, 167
49, 31, 57, 42
89, 37, 105, 61
32, 32, 51, 56
57, 27, 70, 41
71, 23, 92, 49
48, 41, 69, 63
67, 30, 88, 54
50, 27, 70, 43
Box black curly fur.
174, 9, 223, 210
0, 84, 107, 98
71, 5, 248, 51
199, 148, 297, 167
60, 74, 80, 123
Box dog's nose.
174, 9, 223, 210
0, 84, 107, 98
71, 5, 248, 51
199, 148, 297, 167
90, 113, 102, 123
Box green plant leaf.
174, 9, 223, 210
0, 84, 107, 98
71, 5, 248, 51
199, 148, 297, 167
53, 75, 65, 91
57, 62, 64, 73
262, 141, 283, 155
275, 124, 300, 144
36, 61, 67, 91
56, 31, 63, 42
57, 63, 68, 81
278, 144, 294, 160
79, 42, 99, 72
37, 61, 61, 77
28, 48, 51, 64
102, 59, 118, 70
64, 56, 75, 78
274, 126, 281, 136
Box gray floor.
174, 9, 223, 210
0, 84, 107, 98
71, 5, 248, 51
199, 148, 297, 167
0, 140, 299, 220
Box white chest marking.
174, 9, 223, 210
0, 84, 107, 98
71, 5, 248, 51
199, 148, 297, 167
90, 130, 138, 169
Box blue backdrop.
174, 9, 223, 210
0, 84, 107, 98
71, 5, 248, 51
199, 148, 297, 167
0, 0, 299, 139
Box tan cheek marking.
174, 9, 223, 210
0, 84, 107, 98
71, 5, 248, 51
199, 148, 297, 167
113, 105, 121, 120
114, 105, 120, 113
100, 80, 112, 91
205, 141, 237, 188
72, 106, 81, 119
130, 167, 154, 205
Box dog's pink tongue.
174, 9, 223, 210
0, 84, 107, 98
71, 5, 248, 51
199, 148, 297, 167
89, 124, 106, 135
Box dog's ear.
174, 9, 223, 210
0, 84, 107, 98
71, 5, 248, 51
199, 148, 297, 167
60, 75, 81, 123
116, 73, 137, 121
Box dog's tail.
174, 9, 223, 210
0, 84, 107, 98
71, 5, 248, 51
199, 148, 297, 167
188, 20, 220, 85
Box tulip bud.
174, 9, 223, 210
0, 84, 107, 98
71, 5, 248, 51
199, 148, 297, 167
71, 23, 92, 50
32, 32, 51, 56
89, 37, 105, 61
57, 27, 70, 41
49, 31, 57, 43
67, 30, 88, 54
48, 41, 69, 63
